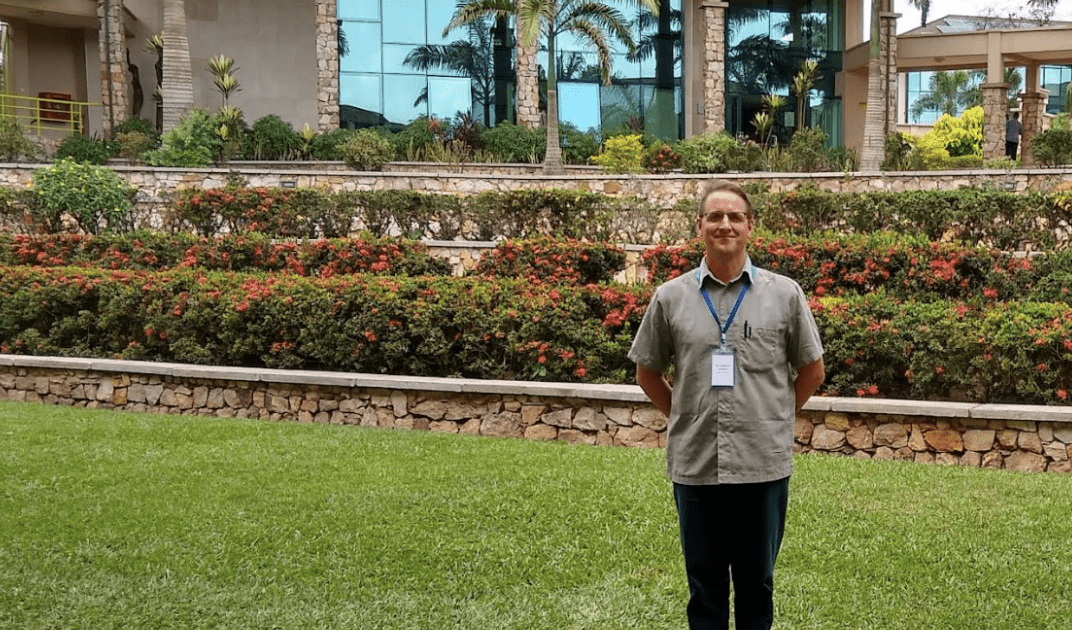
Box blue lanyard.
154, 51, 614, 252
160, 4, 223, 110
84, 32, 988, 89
697, 266, 751, 346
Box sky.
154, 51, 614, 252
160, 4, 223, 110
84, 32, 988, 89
888, 0, 1072, 34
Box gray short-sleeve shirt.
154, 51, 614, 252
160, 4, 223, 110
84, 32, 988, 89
628, 256, 823, 485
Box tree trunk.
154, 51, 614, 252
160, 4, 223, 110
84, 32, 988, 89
860, 0, 887, 171
161, 0, 194, 132
542, 25, 563, 175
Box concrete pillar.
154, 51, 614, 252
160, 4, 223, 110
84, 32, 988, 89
515, 22, 541, 129
700, 0, 728, 133
1020, 90, 1050, 167
315, 0, 340, 131
97, 0, 128, 137
981, 83, 1009, 162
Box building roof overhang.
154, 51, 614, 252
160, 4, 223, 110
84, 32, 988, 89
0, 0, 98, 30
844, 22, 1072, 75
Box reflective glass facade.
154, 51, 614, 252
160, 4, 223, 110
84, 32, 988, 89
904, 65, 1071, 123
1042, 65, 1071, 115
725, 0, 843, 146
337, 0, 684, 139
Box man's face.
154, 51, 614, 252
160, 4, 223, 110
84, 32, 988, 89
697, 190, 754, 261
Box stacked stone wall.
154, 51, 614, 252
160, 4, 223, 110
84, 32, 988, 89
1, 359, 1070, 474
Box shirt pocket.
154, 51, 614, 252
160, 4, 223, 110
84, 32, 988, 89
737, 326, 781, 373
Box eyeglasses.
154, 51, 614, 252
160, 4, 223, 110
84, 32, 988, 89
701, 211, 750, 225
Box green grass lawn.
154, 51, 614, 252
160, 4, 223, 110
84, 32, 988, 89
2, 400, 1070, 630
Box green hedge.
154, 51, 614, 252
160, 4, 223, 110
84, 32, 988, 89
0, 264, 1070, 404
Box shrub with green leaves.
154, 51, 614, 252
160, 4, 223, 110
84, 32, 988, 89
114, 118, 158, 140
392, 116, 444, 161
559, 123, 600, 165
307, 128, 357, 160
480, 122, 546, 163
30, 159, 136, 234
338, 129, 395, 171
0, 118, 36, 162
52, 135, 118, 165
786, 127, 829, 172
592, 134, 644, 174
1031, 116, 1072, 166
143, 109, 221, 167
925, 107, 983, 158
675, 131, 737, 173
116, 131, 155, 164
241, 115, 301, 160
642, 142, 680, 173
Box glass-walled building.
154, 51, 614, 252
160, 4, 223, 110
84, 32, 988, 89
902, 65, 1072, 124
337, 0, 685, 140
725, 0, 844, 146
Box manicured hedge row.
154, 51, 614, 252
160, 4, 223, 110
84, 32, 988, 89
644, 233, 1072, 304
0, 233, 452, 277
473, 237, 627, 285
0, 265, 1069, 404
751, 185, 1072, 250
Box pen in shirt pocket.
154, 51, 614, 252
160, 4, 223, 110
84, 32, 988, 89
744, 321, 751, 339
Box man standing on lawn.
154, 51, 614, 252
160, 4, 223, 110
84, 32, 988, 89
629, 179, 825, 630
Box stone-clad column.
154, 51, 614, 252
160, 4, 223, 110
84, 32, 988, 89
97, 0, 128, 136
981, 83, 1009, 162
515, 22, 541, 129
316, 0, 340, 130
1019, 90, 1049, 167
701, 0, 728, 133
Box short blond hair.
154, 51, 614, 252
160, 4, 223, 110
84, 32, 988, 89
697, 179, 753, 217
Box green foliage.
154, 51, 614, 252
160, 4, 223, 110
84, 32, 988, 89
392, 116, 444, 161
1031, 125, 1072, 167
883, 132, 914, 171
984, 156, 1017, 170
114, 118, 158, 140
116, 131, 155, 164
674, 131, 738, 173
559, 122, 600, 165
143, 109, 221, 167
52, 135, 118, 165
30, 159, 135, 234
0, 188, 43, 232
592, 134, 644, 174
241, 115, 301, 161
307, 128, 357, 160
338, 129, 395, 171
786, 127, 829, 172
480, 122, 546, 163
0, 118, 37, 162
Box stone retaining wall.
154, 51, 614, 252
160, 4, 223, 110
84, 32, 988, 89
3, 356, 1070, 474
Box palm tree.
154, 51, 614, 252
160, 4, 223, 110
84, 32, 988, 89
906, 0, 930, 28
161, 0, 194, 132
404, 16, 497, 126
910, 70, 973, 121
447, 0, 658, 175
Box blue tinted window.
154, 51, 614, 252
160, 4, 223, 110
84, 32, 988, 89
559, 82, 600, 133
428, 76, 473, 119
338, 0, 378, 20
383, 74, 427, 124
383, 44, 422, 74
340, 21, 381, 73
427, 1, 457, 46
383, 0, 425, 44
340, 75, 383, 127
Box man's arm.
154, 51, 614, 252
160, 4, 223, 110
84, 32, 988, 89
794, 358, 825, 413
636, 364, 672, 417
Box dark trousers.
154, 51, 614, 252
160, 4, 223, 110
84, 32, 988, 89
673, 478, 790, 630
1006, 140, 1018, 160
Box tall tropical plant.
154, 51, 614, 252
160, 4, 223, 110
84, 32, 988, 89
446, 0, 658, 175
161, 0, 194, 132
906, 0, 930, 28
791, 60, 820, 133
860, 0, 887, 170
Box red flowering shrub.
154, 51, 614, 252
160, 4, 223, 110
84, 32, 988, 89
473, 237, 627, 285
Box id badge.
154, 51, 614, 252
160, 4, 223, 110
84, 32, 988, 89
711, 344, 735, 388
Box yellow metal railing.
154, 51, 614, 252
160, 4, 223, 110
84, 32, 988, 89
0, 92, 93, 136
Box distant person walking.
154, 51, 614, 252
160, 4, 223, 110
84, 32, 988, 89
1006, 112, 1022, 160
